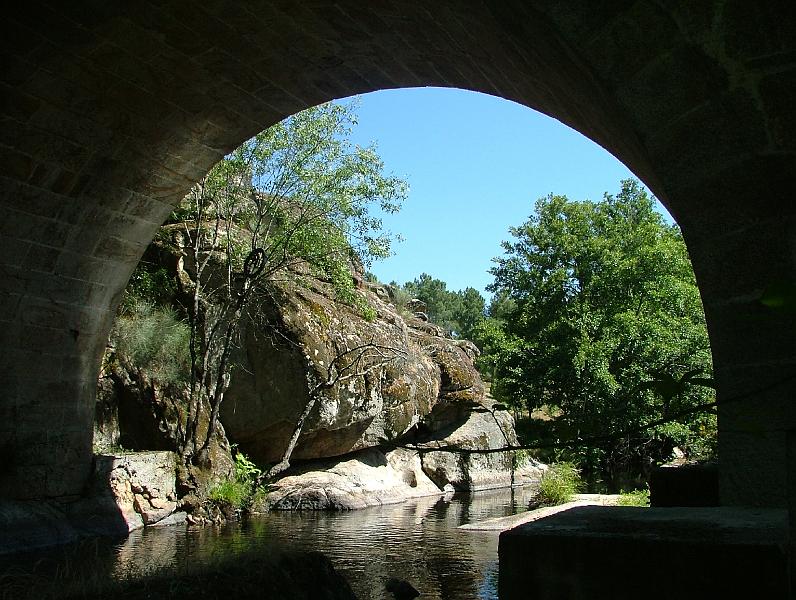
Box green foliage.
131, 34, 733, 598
120, 262, 177, 313
234, 450, 263, 482
456, 286, 487, 340
400, 273, 486, 339
179, 100, 407, 313
112, 300, 191, 386
536, 462, 582, 507
208, 450, 263, 510
208, 479, 251, 509
486, 179, 715, 479
471, 317, 513, 382
617, 487, 650, 506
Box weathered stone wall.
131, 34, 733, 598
0, 3, 792, 524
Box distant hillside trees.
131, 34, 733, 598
396, 273, 486, 340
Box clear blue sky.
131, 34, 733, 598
336, 87, 671, 298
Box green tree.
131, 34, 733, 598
487, 290, 517, 322
454, 286, 486, 340
488, 180, 715, 480
470, 316, 512, 381
403, 273, 459, 332
401, 274, 485, 339
175, 100, 408, 462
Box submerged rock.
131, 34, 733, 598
386, 577, 421, 599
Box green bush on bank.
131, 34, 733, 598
616, 487, 650, 507
208, 451, 264, 511
535, 462, 582, 507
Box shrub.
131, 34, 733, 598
208, 450, 263, 511
617, 487, 650, 507
535, 462, 581, 507
112, 301, 191, 386
233, 450, 262, 482
121, 263, 177, 311
208, 479, 251, 509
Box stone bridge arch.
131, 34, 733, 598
0, 2, 793, 512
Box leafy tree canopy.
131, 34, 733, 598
172, 99, 408, 308
484, 179, 715, 472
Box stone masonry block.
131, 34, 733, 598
719, 429, 788, 507
499, 506, 787, 600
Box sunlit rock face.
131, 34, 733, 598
219, 268, 544, 505
65, 451, 182, 536
419, 398, 544, 492
221, 271, 487, 465
259, 447, 441, 511
258, 407, 547, 511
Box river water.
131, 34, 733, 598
1, 486, 540, 600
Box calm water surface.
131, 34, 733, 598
3, 486, 540, 600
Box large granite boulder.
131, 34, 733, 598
96, 229, 539, 510
418, 398, 545, 491
221, 272, 486, 466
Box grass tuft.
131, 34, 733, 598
535, 462, 582, 507
112, 300, 191, 386
616, 487, 650, 507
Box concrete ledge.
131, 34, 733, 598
459, 494, 619, 531
499, 506, 788, 600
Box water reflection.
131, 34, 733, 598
2, 486, 540, 600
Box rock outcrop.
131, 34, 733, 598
258, 448, 441, 511
221, 271, 487, 467
95, 230, 542, 513
1, 452, 185, 554
258, 399, 546, 510
71, 451, 182, 533
95, 357, 235, 498
418, 398, 536, 492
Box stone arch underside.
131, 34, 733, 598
0, 1, 793, 504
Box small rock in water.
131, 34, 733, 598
385, 577, 420, 599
